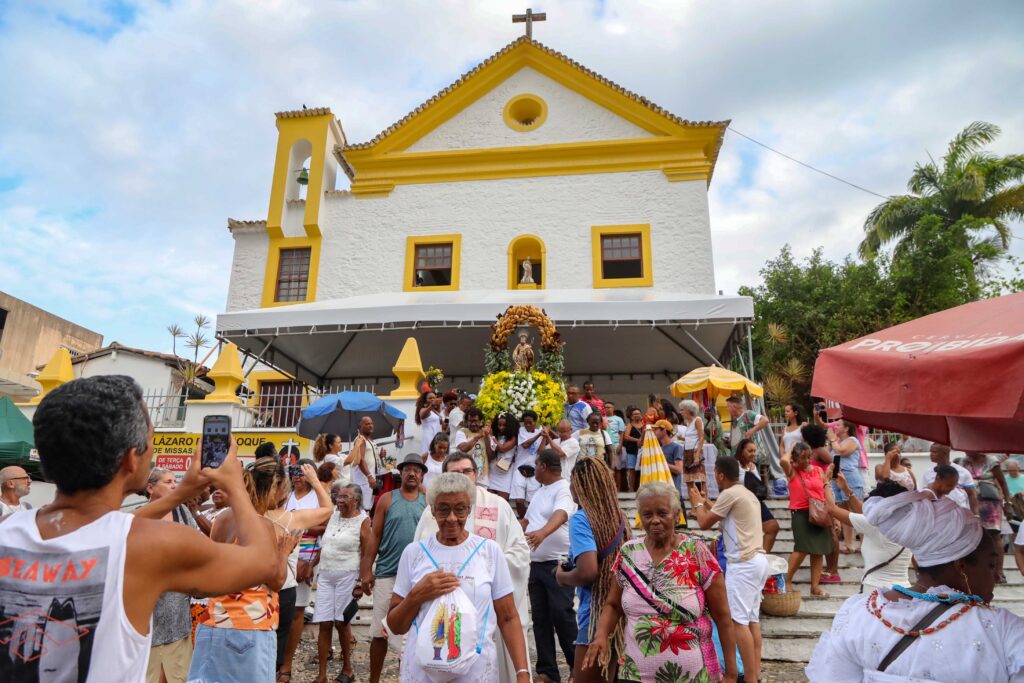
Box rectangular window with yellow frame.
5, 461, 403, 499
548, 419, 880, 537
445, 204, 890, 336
274, 247, 312, 302
591, 224, 653, 287
404, 235, 462, 291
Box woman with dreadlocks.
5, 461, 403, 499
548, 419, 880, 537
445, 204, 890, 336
556, 457, 630, 683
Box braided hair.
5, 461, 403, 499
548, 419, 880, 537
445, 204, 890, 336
243, 455, 285, 514
570, 456, 630, 673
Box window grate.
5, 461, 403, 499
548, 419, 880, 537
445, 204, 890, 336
275, 248, 311, 302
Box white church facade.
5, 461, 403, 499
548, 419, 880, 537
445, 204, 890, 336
218, 37, 753, 405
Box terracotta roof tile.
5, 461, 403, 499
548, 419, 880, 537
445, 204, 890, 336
341, 37, 728, 153
275, 106, 333, 119
227, 218, 267, 233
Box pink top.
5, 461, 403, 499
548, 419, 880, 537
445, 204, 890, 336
789, 467, 826, 511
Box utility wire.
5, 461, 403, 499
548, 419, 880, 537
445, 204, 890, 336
727, 127, 888, 199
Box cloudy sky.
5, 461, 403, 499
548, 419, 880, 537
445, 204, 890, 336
2, 0, 1022, 353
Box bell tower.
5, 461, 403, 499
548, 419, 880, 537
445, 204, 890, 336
260, 108, 346, 307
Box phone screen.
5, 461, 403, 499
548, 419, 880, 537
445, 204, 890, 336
201, 415, 231, 469
832, 455, 842, 478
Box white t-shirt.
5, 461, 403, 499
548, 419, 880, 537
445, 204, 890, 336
423, 455, 445, 491
524, 479, 576, 561
576, 429, 611, 461
0, 500, 31, 520
447, 406, 466, 433
453, 428, 489, 486
553, 437, 580, 480
285, 488, 320, 512
849, 512, 913, 591
922, 463, 976, 509
516, 426, 544, 469
394, 533, 513, 681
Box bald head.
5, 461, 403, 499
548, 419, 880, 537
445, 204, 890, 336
0, 466, 30, 501
557, 419, 573, 440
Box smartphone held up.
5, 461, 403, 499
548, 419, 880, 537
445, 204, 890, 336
201, 415, 231, 469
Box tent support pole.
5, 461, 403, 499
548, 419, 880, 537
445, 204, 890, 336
679, 328, 723, 366
318, 333, 360, 387
654, 327, 707, 367
747, 324, 757, 381
243, 336, 277, 379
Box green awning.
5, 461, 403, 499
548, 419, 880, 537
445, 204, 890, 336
0, 396, 40, 477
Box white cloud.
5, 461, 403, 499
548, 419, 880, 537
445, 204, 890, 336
1, 0, 1022, 353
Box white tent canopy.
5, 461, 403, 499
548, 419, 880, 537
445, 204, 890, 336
216, 289, 754, 391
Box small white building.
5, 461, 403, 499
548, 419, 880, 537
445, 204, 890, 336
218, 37, 753, 406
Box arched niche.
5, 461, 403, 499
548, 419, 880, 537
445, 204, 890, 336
284, 138, 313, 203
507, 234, 546, 289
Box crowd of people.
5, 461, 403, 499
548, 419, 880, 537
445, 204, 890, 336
2, 375, 1023, 683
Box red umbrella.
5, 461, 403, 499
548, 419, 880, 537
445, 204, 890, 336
811, 292, 1024, 453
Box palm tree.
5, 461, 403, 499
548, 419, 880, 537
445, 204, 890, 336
860, 121, 1024, 260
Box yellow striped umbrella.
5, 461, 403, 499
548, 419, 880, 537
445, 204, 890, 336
634, 426, 686, 528
670, 366, 763, 400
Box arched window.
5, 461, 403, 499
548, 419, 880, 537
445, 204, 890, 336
507, 235, 546, 289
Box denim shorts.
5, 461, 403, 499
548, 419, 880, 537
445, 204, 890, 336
187, 625, 275, 683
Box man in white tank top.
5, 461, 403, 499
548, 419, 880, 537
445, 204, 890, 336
0, 376, 281, 683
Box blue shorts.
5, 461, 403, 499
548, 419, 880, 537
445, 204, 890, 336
622, 451, 638, 470
188, 625, 275, 683
831, 480, 865, 504
576, 608, 591, 646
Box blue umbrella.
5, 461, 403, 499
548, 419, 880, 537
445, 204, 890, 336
297, 391, 406, 442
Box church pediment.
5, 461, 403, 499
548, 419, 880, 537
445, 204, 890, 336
336, 38, 728, 197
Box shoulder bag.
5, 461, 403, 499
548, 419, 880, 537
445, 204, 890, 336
794, 469, 830, 527
859, 546, 907, 593
744, 469, 768, 500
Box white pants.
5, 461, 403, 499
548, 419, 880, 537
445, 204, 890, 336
725, 553, 770, 625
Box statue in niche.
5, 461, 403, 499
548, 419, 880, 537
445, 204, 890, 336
511, 332, 535, 371
520, 257, 535, 285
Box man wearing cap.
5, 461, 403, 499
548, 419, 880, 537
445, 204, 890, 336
360, 452, 427, 683
0, 466, 32, 521
807, 490, 1024, 681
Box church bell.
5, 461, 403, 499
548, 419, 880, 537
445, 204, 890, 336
296, 167, 309, 185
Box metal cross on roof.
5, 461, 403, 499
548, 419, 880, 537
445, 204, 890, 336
512, 8, 546, 38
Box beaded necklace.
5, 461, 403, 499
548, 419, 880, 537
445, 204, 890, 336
866, 589, 982, 637
892, 584, 984, 604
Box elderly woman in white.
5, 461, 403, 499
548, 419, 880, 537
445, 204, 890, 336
807, 489, 1024, 682
386, 472, 531, 683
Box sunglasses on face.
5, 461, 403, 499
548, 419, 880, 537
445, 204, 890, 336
433, 504, 471, 519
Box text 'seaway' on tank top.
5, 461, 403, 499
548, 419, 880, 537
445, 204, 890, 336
0, 509, 150, 682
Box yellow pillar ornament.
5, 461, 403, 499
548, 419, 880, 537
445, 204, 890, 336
204, 343, 245, 403
388, 338, 426, 399
30, 348, 74, 404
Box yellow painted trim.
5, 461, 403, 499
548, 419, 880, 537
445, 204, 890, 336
388, 337, 426, 398
507, 234, 547, 290
591, 224, 653, 288
403, 234, 462, 292
502, 93, 548, 132
346, 134, 718, 197
370, 42, 700, 154
260, 235, 322, 308
340, 41, 726, 195
266, 113, 334, 239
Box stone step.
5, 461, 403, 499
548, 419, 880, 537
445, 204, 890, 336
788, 596, 1024, 618
762, 637, 817, 664
791, 561, 1024, 585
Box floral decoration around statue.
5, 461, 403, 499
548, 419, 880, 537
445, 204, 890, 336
478, 305, 566, 425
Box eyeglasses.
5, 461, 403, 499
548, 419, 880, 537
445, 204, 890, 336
6, 476, 29, 482
433, 504, 471, 519
447, 468, 475, 476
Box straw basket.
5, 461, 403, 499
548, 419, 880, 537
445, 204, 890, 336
761, 590, 801, 617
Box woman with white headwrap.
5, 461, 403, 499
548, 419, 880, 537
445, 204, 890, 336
806, 489, 1024, 682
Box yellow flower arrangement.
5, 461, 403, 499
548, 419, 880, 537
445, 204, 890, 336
476, 370, 566, 427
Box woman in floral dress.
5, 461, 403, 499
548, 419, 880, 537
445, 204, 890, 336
584, 481, 738, 682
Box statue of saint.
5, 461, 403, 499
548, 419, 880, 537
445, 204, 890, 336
511, 332, 535, 371
520, 258, 535, 285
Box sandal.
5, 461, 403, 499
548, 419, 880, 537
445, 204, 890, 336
276, 674, 291, 683
810, 589, 831, 598
334, 675, 355, 683
819, 572, 841, 584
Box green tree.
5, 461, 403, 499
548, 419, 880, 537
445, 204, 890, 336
167, 314, 212, 398
860, 122, 1024, 278
739, 246, 899, 410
